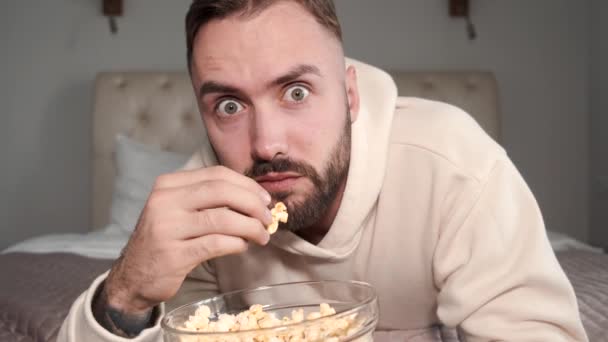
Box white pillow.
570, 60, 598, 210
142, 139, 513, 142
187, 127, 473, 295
110, 135, 190, 233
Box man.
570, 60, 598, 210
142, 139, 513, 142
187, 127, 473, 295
59, 0, 588, 341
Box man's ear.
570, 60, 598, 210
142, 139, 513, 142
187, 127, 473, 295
345, 65, 360, 123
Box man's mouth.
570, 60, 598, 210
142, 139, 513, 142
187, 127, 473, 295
255, 172, 301, 192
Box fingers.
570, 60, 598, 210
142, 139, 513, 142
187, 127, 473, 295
172, 207, 270, 246
154, 166, 270, 203
181, 234, 249, 265
154, 180, 273, 227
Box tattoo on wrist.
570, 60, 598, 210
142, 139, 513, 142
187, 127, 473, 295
92, 281, 156, 338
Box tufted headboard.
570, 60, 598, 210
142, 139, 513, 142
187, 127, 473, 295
92, 70, 500, 229
389, 71, 500, 141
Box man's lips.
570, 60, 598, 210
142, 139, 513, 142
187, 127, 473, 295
254, 172, 300, 182
255, 172, 301, 192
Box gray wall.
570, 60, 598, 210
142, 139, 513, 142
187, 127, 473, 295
0, 0, 592, 249
590, 0, 608, 248
0, 0, 192, 250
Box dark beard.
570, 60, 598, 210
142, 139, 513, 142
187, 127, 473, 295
244, 113, 352, 233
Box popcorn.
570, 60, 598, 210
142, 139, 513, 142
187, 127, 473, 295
179, 303, 363, 342
291, 309, 304, 323
267, 202, 288, 234
319, 303, 336, 317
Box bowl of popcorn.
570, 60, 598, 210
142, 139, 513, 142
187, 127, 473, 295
161, 280, 379, 342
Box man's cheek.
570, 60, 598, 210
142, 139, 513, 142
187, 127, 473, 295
214, 142, 246, 170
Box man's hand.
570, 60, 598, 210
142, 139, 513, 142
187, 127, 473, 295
98, 166, 272, 323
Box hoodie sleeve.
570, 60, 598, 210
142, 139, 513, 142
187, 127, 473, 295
433, 157, 588, 341
57, 262, 219, 342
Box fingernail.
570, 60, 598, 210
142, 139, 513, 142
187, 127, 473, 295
263, 233, 271, 245
264, 209, 273, 222
260, 191, 271, 204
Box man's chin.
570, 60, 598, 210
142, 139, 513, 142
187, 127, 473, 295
271, 189, 311, 206
270, 182, 314, 202
270, 194, 296, 212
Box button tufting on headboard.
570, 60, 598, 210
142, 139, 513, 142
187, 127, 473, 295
465, 80, 478, 91
159, 78, 172, 90
114, 77, 127, 89
422, 79, 435, 91
182, 112, 195, 125
137, 111, 150, 126
390, 70, 500, 143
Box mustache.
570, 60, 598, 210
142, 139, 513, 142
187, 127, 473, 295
244, 158, 322, 187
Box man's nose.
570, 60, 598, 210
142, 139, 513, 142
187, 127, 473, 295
250, 109, 289, 161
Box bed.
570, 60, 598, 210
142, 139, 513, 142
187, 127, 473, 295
2, 64, 606, 341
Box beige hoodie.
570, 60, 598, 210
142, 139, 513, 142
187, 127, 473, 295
58, 59, 588, 341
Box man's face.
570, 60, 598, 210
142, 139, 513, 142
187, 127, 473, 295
190, 1, 359, 232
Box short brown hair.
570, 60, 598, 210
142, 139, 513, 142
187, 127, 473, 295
185, 0, 342, 70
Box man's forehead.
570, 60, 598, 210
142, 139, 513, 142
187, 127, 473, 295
192, 48, 340, 95
191, 1, 342, 83
196, 54, 323, 80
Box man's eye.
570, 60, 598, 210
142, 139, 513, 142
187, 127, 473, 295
216, 99, 244, 116
282, 85, 310, 103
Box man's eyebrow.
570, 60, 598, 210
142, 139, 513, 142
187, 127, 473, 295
199, 82, 245, 99
268, 64, 322, 88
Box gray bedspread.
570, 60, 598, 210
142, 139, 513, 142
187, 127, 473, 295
0, 253, 112, 342
557, 251, 608, 341
0, 251, 606, 342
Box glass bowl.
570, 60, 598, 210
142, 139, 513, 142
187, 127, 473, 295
162, 280, 379, 342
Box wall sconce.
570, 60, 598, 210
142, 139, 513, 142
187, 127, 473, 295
449, 0, 477, 40
103, 0, 123, 34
